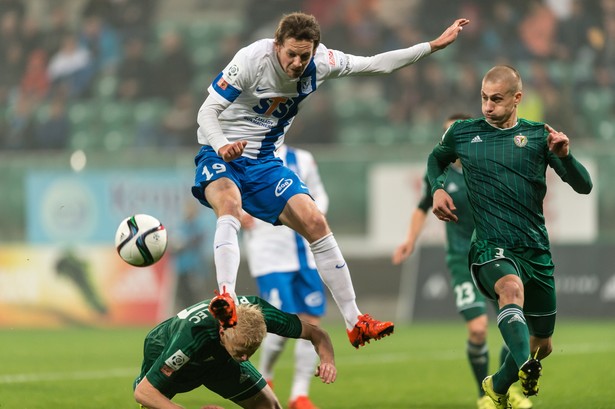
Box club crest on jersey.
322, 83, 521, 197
514, 134, 528, 147
275, 178, 293, 196
300, 77, 313, 94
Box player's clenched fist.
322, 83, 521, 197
219, 140, 247, 162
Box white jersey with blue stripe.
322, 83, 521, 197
198, 38, 432, 159
243, 145, 329, 277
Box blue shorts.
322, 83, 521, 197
255, 269, 326, 317
191, 146, 312, 225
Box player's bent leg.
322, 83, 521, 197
530, 336, 552, 360
236, 386, 283, 409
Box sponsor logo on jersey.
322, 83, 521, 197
471, 135, 483, 143
164, 350, 190, 371
446, 182, 459, 193
328, 50, 336, 66
275, 178, 293, 196
514, 134, 528, 147
239, 373, 251, 383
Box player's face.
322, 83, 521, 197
220, 330, 258, 362
275, 38, 314, 79
481, 80, 521, 128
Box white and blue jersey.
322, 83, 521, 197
242, 145, 329, 316
197, 38, 432, 158
192, 38, 431, 222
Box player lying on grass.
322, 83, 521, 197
133, 295, 336, 409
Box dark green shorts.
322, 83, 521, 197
447, 253, 488, 321
469, 240, 556, 318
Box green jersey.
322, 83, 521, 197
427, 118, 592, 249
418, 166, 474, 255
139, 295, 302, 395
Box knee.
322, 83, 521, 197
218, 198, 242, 218
495, 277, 524, 304
303, 212, 330, 242
467, 316, 488, 344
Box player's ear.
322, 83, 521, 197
514, 91, 522, 105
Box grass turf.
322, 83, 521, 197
1, 320, 614, 408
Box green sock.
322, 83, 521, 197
499, 343, 510, 367
492, 304, 530, 393
467, 340, 489, 397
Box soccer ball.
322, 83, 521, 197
115, 214, 168, 267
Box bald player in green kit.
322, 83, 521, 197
426, 65, 593, 408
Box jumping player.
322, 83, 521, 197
192, 12, 469, 348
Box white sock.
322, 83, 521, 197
213, 215, 241, 299
258, 333, 287, 381
290, 338, 318, 400
310, 233, 361, 329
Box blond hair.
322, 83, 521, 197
222, 304, 267, 354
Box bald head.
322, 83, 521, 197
480, 65, 523, 128
483, 65, 522, 95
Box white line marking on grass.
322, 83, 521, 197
0, 368, 135, 384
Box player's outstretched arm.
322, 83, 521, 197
134, 376, 185, 409
300, 321, 336, 384
429, 19, 470, 52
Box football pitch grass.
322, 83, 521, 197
2, 320, 614, 409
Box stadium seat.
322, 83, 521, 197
580, 88, 614, 136
70, 129, 105, 151
100, 101, 134, 128
94, 75, 118, 100
192, 45, 218, 68
103, 124, 137, 151
338, 124, 372, 146
597, 118, 615, 141
134, 99, 168, 126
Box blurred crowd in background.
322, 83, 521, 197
1, 0, 614, 152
